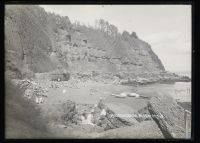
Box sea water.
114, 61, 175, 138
137, 81, 191, 102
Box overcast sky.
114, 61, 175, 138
40, 5, 191, 73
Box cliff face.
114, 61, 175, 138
5, 5, 166, 80
5, 5, 56, 78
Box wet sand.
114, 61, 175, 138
40, 81, 148, 114
35, 80, 191, 138
40, 80, 191, 119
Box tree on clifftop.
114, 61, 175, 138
95, 19, 118, 37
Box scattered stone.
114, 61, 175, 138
36, 96, 44, 104
100, 109, 107, 116
81, 113, 95, 126
135, 106, 152, 122
62, 89, 66, 94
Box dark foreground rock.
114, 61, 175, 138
147, 92, 188, 138
61, 100, 79, 125
96, 101, 135, 130
97, 120, 164, 138
55, 101, 135, 131
5, 79, 52, 138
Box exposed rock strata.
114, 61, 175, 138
5, 5, 188, 83
147, 92, 188, 138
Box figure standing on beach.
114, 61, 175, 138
98, 96, 106, 109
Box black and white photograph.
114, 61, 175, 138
5, 4, 192, 139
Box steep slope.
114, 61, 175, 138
5, 5, 71, 78
78, 27, 165, 73
5, 5, 188, 82
5, 79, 52, 138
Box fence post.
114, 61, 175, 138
184, 109, 191, 139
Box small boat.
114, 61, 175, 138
112, 92, 127, 98
127, 92, 140, 98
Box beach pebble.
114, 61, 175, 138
100, 109, 107, 116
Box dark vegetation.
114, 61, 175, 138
5, 79, 52, 138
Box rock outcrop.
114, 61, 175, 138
147, 92, 189, 138
5, 5, 189, 83
61, 100, 79, 125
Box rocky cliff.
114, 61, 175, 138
5, 5, 189, 82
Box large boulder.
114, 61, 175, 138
147, 92, 188, 138
94, 101, 135, 130
61, 100, 78, 125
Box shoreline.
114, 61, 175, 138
7, 77, 191, 138
177, 102, 191, 112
